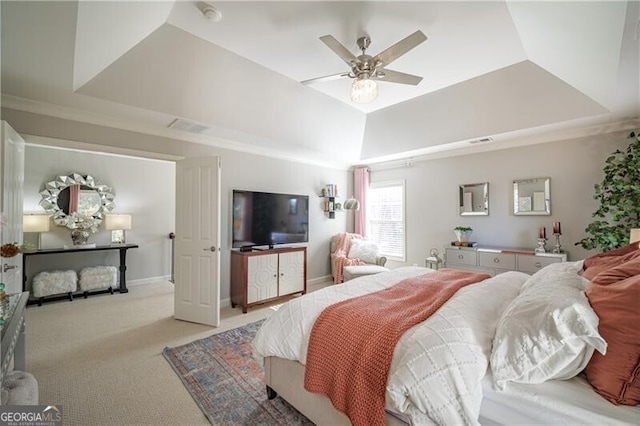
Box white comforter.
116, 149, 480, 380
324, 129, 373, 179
253, 266, 530, 425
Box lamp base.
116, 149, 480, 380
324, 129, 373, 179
111, 230, 125, 244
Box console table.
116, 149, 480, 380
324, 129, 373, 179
22, 244, 139, 304
1, 292, 28, 383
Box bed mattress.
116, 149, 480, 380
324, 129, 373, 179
479, 373, 639, 425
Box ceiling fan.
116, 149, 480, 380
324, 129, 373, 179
302, 30, 427, 104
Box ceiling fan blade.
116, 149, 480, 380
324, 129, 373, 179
319, 35, 357, 66
374, 69, 423, 86
374, 30, 427, 67
301, 72, 351, 85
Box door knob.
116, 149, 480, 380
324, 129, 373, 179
203, 247, 217, 252
3, 264, 17, 272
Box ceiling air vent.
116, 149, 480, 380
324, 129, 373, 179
469, 137, 494, 144
167, 118, 211, 134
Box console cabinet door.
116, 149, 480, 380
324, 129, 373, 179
247, 254, 278, 303
278, 251, 305, 295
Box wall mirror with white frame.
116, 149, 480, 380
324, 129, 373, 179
513, 177, 551, 215
459, 182, 489, 216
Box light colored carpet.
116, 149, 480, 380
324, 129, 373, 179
25, 281, 328, 425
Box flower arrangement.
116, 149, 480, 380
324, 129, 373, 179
1, 242, 22, 258
65, 212, 100, 233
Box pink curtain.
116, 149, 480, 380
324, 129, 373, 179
69, 184, 80, 214
354, 167, 369, 236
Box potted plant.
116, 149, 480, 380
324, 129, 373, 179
575, 131, 640, 252
454, 226, 473, 243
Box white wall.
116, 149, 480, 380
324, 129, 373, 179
23, 145, 175, 288
10, 108, 629, 302
5, 108, 351, 301
371, 131, 629, 268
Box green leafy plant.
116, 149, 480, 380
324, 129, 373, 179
454, 226, 473, 232
575, 131, 640, 252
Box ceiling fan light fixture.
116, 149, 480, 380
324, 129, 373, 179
351, 78, 378, 103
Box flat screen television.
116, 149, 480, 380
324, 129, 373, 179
232, 190, 309, 250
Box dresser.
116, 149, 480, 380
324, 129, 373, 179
444, 246, 567, 276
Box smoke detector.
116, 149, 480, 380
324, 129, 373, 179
197, 2, 222, 22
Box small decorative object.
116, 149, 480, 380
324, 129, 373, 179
425, 248, 442, 270
535, 226, 547, 253
0, 242, 22, 258
552, 221, 563, 253
65, 212, 100, 246
71, 229, 90, 245
334, 202, 342, 210
453, 226, 473, 243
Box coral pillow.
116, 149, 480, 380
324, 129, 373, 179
590, 256, 640, 286
584, 274, 640, 405
582, 243, 640, 281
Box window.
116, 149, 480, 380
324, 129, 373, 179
367, 180, 405, 260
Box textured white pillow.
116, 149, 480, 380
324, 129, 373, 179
490, 261, 606, 390
348, 239, 380, 264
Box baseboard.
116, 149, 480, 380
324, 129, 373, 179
127, 275, 172, 287
220, 298, 231, 308
308, 275, 332, 286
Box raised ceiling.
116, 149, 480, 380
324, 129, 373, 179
2, 1, 639, 168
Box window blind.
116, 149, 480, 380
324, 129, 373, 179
367, 181, 405, 259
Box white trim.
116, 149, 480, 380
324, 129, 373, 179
220, 297, 231, 308
127, 275, 171, 287
308, 275, 332, 287
368, 179, 407, 262
24, 134, 182, 162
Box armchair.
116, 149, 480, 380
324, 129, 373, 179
330, 233, 388, 283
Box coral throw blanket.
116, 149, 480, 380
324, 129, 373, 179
304, 268, 491, 426
331, 232, 365, 284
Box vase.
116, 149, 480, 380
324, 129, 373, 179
70, 229, 90, 246
454, 230, 472, 243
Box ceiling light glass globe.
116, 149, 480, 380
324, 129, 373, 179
350, 79, 378, 103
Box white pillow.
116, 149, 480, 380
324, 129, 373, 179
348, 239, 380, 264
490, 261, 606, 390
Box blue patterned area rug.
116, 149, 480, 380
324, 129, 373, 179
163, 319, 314, 425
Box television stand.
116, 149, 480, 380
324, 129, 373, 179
230, 247, 307, 313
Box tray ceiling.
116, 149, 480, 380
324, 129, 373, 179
2, 1, 638, 167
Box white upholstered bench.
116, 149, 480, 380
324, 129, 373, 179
32, 270, 77, 306
1, 371, 38, 405
79, 266, 118, 298
343, 265, 390, 281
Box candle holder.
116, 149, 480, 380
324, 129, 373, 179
535, 238, 547, 253
552, 233, 563, 253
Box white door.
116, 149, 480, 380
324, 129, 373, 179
278, 251, 305, 295
174, 156, 221, 326
0, 121, 25, 295
247, 253, 278, 303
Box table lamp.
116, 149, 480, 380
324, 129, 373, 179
23, 215, 50, 249
105, 214, 132, 244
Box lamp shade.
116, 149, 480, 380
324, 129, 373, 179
351, 78, 378, 103
23, 215, 50, 232
343, 196, 360, 211
105, 214, 132, 230
630, 228, 640, 244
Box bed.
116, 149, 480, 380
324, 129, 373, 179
253, 255, 640, 425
